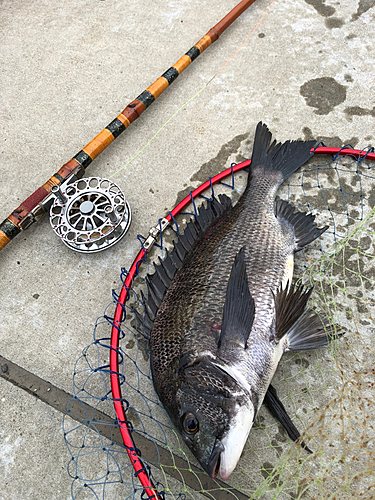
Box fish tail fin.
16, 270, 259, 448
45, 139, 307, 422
249, 122, 316, 186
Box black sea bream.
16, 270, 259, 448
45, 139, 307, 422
140, 122, 337, 480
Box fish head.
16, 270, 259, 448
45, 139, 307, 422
175, 357, 255, 480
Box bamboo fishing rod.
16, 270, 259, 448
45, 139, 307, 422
0, 0, 257, 252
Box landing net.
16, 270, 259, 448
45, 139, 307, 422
63, 146, 375, 500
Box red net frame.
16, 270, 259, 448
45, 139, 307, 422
109, 146, 375, 498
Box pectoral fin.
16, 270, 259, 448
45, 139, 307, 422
219, 247, 255, 350
264, 384, 312, 453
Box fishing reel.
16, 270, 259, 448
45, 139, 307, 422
49, 177, 131, 253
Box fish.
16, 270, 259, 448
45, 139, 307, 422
138, 122, 338, 480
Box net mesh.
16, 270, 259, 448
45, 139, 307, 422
63, 148, 375, 500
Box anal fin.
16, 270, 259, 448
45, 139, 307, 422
275, 199, 328, 252
264, 384, 312, 453
218, 247, 255, 351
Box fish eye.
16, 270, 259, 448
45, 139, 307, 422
182, 412, 199, 435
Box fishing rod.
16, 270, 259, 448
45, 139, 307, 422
0, 0, 257, 254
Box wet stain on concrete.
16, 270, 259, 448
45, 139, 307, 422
126, 408, 142, 427
360, 318, 371, 325
344, 105, 375, 121
271, 439, 283, 456
352, 0, 375, 21
295, 357, 310, 369
174, 132, 248, 207
289, 484, 310, 499
173, 184, 196, 207
190, 132, 248, 185
367, 184, 375, 205
302, 126, 359, 148
328, 245, 375, 291
325, 17, 345, 29
139, 342, 150, 362
300, 77, 347, 115
130, 319, 150, 360
235, 152, 248, 164
274, 424, 288, 443
253, 414, 265, 429
125, 339, 135, 350
261, 461, 281, 486
305, 0, 336, 17
359, 235, 372, 251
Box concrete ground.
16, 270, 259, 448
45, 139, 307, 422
1, 0, 374, 499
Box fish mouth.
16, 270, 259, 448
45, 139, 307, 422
206, 439, 224, 479
218, 403, 255, 480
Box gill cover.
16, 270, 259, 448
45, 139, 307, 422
176, 357, 252, 479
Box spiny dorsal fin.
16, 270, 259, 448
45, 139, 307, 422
134, 308, 153, 338
139, 195, 232, 338
141, 289, 157, 321
218, 246, 255, 350
275, 199, 328, 252
157, 254, 175, 280
272, 282, 313, 342
154, 259, 172, 288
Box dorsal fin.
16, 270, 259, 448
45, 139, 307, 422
275, 199, 328, 252
218, 246, 255, 351
137, 195, 232, 338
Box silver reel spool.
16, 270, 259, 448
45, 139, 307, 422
50, 177, 131, 253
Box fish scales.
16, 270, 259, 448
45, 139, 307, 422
151, 172, 293, 398
146, 122, 335, 480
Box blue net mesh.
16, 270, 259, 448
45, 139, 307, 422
63, 148, 375, 500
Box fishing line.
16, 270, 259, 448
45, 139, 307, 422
109, 86, 208, 179
110, 0, 276, 180
210, 0, 276, 79
0, 0, 266, 252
